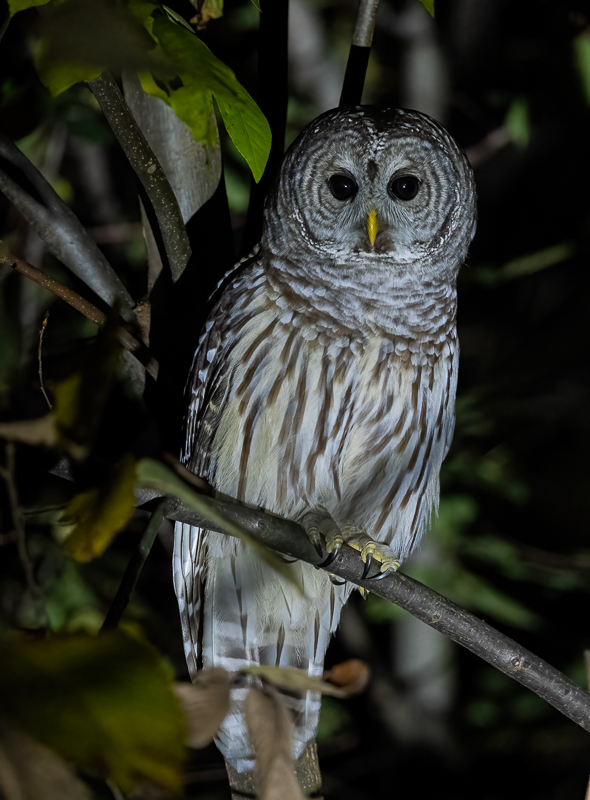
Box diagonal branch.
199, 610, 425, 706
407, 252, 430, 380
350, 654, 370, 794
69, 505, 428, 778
48, 458, 590, 735
161, 493, 590, 735
87, 72, 192, 283
0, 137, 135, 320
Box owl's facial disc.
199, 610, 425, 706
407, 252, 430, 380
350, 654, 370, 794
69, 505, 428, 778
264, 107, 477, 274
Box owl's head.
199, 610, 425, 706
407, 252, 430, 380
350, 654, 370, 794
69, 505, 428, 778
263, 107, 477, 280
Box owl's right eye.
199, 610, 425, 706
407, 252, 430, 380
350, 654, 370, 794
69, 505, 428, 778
328, 174, 358, 201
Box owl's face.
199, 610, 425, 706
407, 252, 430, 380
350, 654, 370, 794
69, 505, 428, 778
264, 107, 477, 280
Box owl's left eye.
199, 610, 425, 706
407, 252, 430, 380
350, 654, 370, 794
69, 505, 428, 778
328, 174, 358, 201
388, 175, 421, 201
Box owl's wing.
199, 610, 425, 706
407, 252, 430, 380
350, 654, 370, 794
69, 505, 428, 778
173, 250, 261, 679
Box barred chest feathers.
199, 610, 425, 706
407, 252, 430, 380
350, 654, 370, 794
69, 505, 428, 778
208, 258, 458, 565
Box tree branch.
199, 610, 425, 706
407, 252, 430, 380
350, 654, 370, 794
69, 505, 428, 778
100, 498, 170, 632
87, 72, 192, 283
169, 497, 590, 733
339, 0, 380, 106
4, 253, 158, 380
48, 458, 590, 735
0, 136, 135, 320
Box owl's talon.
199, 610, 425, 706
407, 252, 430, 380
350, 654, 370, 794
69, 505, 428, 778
318, 546, 340, 568
281, 556, 298, 563
361, 552, 374, 580
329, 574, 346, 586
305, 525, 324, 558
366, 560, 400, 581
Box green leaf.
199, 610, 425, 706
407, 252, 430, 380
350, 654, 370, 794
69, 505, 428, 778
136, 458, 303, 592
8, 0, 51, 15
574, 32, 590, 105
35, 48, 103, 97
505, 97, 530, 149
0, 632, 186, 792
146, 14, 271, 181
162, 3, 195, 32
32, 0, 157, 96
59, 455, 137, 561
417, 0, 435, 16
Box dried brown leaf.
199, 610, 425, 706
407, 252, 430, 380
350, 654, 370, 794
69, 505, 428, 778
244, 687, 305, 800
241, 665, 345, 697
0, 415, 57, 447
0, 719, 90, 800
173, 668, 233, 749
323, 660, 370, 696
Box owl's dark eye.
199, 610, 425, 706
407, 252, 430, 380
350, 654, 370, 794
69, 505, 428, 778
328, 174, 358, 201
388, 175, 421, 201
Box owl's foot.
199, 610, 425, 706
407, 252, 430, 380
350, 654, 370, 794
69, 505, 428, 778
346, 532, 400, 580
302, 512, 344, 567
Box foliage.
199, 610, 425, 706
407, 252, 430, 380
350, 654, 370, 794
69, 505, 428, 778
0, 0, 589, 798
0, 631, 186, 792
8, 0, 271, 181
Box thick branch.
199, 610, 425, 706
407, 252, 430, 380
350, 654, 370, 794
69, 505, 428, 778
0, 137, 135, 320
5, 253, 158, 380
87, 72, 192, 282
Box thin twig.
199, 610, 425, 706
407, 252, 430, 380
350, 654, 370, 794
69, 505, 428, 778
87, 72, 192, 283
0, 136, 135, 319
38, 311, 52, 411
5, 253, 158, 380
49, 457, 590, 735
0, 444, 48, 626
100, 499, 170, 632
339, 0, 380, 106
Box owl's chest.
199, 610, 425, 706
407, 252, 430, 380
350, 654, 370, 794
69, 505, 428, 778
208, 307, 455, 515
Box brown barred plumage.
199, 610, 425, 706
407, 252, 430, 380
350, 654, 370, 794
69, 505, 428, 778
173, 107, 477, 771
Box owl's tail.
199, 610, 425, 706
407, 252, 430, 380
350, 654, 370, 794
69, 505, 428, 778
173, 521, 349, 772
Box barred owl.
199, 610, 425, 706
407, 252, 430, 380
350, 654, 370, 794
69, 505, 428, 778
173, 107, 477, 771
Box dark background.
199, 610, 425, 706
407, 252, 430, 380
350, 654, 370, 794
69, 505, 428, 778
1, 1, 589, 798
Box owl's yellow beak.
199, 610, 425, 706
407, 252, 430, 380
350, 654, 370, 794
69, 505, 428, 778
367, 209, 378, 248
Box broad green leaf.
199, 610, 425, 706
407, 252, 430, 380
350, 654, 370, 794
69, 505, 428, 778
147, 14, 271, 181
0, 632, 186, 792
8, 0, 51, 14
32, 0, 156, 96
417, 0, 434, 16
59, 454, 137, 561
35, 49, 102, 97
136, 458, 302, 592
